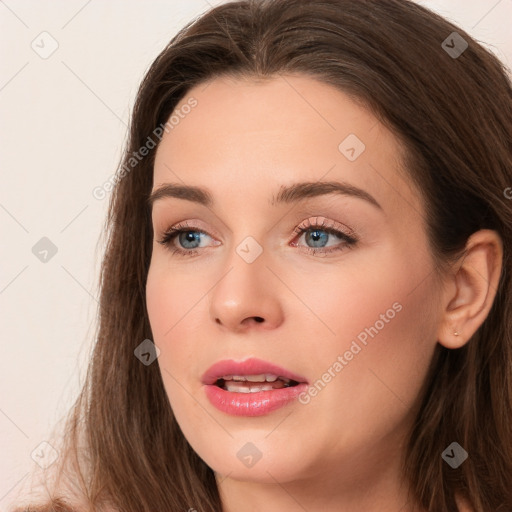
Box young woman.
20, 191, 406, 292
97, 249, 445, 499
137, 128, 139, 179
11, 0, 512, 511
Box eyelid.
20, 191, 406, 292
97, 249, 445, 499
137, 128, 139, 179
157, 219, 218, 239
157, 216, 353, 240
292, 216, 356, 239
157, 216, 358, 257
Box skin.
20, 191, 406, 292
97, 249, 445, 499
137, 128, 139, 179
145, 74, 502, 512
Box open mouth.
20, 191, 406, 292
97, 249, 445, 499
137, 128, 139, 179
203, 361, 309, 415
214, 374, 300, 393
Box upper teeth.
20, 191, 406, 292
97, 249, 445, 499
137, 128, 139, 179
221, 374, 288, 383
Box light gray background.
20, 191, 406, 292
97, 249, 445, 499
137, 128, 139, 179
1, 0, 511, 507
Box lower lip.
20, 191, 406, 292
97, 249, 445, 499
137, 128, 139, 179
203, 383, 309, 416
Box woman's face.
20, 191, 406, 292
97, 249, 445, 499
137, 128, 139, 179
146, 74, 444, 488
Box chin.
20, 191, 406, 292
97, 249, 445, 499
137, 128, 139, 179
189, 435, 314, 485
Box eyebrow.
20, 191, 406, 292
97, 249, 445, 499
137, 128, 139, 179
147, 180, 382, 210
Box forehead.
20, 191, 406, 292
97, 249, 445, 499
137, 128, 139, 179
152, 74, 423, 219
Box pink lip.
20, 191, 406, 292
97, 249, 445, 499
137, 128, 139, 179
201, 357, 309, 417
201, 357, 308, 385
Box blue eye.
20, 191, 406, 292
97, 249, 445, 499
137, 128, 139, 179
158, 225, 212, 256
292, 226, 357, 256
290, 217, 357, 256
157, 218, 357, 257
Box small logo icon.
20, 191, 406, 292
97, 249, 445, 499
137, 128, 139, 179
442, 441, 468, 468
32, 237, 58, 263
31, 441, 59, 469
237, 442, 263, 468
442, 32, 468, 59
236, 236, 263, 264
31, 31, 59, 59
134, 339, 160, 366
338, 133, 366, 161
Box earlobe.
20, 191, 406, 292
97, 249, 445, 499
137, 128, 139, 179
437, 229, 503, 350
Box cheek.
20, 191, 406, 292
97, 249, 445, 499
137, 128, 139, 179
294, 248, 439, 437
146, 262, 199, 382
146, 263, 201, 425
146, 258, 214, 386
146, 266, 173, 355
287, 246, 428, 356
146, 260, 206, 341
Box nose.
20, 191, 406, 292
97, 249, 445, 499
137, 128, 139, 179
208, 249, 285, 333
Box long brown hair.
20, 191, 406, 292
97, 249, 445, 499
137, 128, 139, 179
13, 0, 512, 511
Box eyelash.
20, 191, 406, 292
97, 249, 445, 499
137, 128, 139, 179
157, 218, 358, 258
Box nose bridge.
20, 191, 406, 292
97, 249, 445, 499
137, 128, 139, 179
213, 202, 272, 269
214, 233, 269, 303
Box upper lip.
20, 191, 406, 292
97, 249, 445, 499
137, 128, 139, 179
201, 357, 308, 385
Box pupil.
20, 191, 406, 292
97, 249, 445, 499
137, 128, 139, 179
307, 229, 328, 248
180, 231, 200, 249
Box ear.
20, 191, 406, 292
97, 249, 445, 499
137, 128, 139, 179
437, 229, 503, 349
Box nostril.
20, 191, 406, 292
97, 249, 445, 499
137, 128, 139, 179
254, 317, 264, 323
